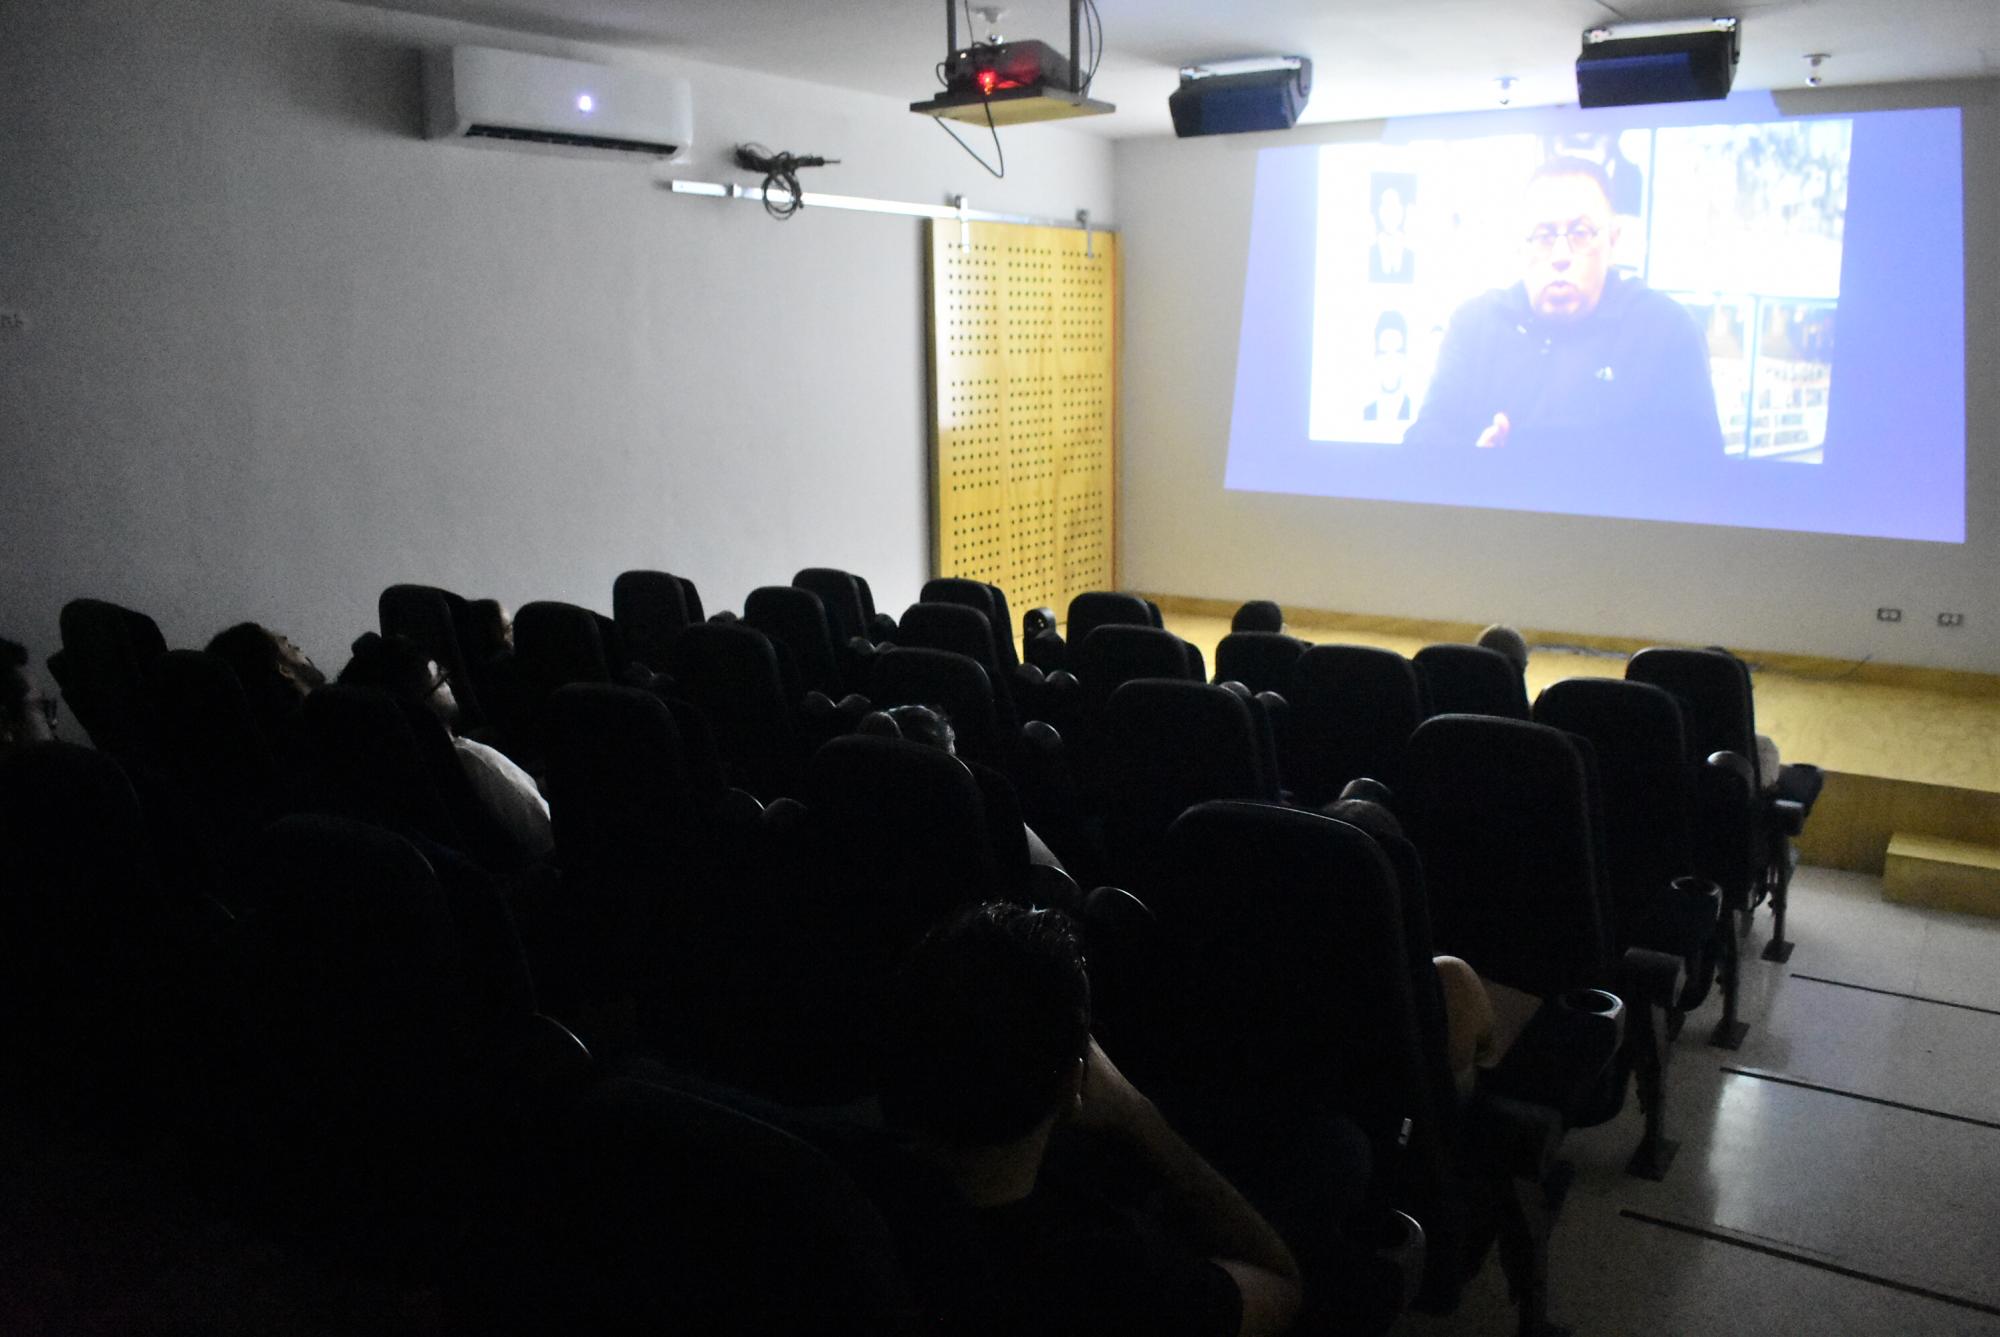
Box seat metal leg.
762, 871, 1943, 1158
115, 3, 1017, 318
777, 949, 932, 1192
1762, 843, 1797, 963
1626, 995, 1678, 1180
1496, 1162, 1573, 1337
1710, 907, 1749, 1050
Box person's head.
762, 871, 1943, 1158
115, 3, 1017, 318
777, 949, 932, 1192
1232, 600, 1285, 634
1373, 310, 1409, 395
1, 637, 57, 749
1477, 624, 1530, 673
207, 622, 325, 726
1519, 157, 1618, 325
863, 703, 957, 755
467, 598, 513, 659
338, 631, 459, 728
881, 902, 1093, 1149
1323, 796, 1405, 845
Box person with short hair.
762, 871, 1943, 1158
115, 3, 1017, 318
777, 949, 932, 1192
1477, 623, 1530, 674
338, 630, 552, 857
1, 637, 58, 750
881, 902, 1302, 1337
1404, 156, 1723, 461
206, 622, 324, 765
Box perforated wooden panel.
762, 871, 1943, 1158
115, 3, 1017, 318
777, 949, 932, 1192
931, 220, 1118, 617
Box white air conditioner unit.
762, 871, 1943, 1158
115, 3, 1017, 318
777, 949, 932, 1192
424, 46, 692, 159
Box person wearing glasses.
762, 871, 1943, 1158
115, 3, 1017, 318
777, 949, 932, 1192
1402, 156, 1722, 464
338, 631, 552, 858
0, 637, 60, 750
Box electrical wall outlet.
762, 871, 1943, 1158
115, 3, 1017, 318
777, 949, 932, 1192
1938, 612, 1964, 628
1876, 607, 1902, 622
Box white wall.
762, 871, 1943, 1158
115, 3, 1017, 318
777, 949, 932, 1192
0, 0, 1113, 680
1114, 81, 2000, 672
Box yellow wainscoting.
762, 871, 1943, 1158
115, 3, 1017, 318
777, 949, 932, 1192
929, 219, 1117, 617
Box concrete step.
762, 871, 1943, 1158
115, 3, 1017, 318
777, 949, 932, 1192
1882, 832, 2000, 917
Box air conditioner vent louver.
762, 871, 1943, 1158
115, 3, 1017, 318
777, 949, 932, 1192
464, 125, 680, 155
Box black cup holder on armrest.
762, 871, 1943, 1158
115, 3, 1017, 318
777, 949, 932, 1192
1482, 988, 1627, 1120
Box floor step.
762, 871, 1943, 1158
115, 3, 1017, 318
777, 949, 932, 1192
1883, 833, 2000, 917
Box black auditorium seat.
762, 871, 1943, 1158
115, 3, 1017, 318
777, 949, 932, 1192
1285, 644, 1426, 806
379, 583, 490, 729
745, 585, 845, 697
674, 621, 806, 799
1214, 630, 1310, 696
49, 596, 169, 755
613, 569, 698, 673
1100, 680, 1279, 889
1402, 714, 1682, 1182
793, 567, 874, 646
1626, 646, 1818, 963
1414, 643, 1531, 721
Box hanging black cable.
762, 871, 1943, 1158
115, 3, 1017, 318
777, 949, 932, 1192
933, 99, 1006, 179
732, 143, 840, 220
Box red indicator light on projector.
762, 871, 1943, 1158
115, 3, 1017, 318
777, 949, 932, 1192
978, 68, 998, 95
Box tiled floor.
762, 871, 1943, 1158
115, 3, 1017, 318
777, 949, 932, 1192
1394, 866, 2000, 1335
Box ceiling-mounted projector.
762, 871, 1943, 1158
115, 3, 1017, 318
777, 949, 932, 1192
910, 0, 1113, 126
1169, 56, 1312, 137
1576, 18, 1739, 108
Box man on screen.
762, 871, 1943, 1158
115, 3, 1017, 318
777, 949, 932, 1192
1402, 157, 1723, 464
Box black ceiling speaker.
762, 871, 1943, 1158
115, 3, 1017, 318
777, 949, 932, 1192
1576, 20, 1739, 108
1170, 57, 1312, 137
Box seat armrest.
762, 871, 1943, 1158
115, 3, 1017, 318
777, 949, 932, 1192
1619, 946, 1686, 1011
1765, 797, 1806, 837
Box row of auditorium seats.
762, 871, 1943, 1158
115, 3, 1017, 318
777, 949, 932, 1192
8, 576, 1819, 1336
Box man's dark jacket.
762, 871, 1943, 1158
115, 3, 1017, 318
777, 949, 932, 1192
1403, 274, 1725, 464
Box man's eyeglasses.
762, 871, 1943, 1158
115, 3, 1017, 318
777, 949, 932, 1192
1525, 222, 1601, 254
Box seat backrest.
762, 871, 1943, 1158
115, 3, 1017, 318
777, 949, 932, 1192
1102, 681, 1278, 881
379, 585, 486, 727
793, 568, 872, 645
544, 683, 698, 882
676, 622, 798, 795
55, 597, 169, 753
1214, 631, 1309, 695
1074, 624, 1197, 706
920, 579, 1020, 671
1625, 647, 1758, 769
897, 601, 1001, 674
0, 742, 168, 1095
237, 814, 469, 1193
516, 600, 612, 688
302, 684, 464, 853
1154, 802, 1438, 1196
1401, 715, 1610, 999
1065, 591, 1154, 650
541, 1077, 914, 1335
745, 586, 843, 696
1534, 677, 1697, 945
867, 647, 1006, 767
1285, 644, 1425, 804
1414, 643, 1531, 721
613, 570, 695, 672
805, 734, 1003, 934
150, 649, 285, 839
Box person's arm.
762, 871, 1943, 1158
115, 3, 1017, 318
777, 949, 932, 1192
1073, 1038, 1303, 1337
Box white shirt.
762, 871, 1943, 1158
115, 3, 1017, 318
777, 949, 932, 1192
453, 735, 554, 856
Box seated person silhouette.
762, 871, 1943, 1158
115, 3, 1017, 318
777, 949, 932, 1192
880, 902, 1303, 1337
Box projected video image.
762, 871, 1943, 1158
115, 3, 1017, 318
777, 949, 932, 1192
1226, 102, 1964, 542
1309, 122, 1851, 464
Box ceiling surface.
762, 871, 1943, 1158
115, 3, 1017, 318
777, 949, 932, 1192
348, 0, 2000, 135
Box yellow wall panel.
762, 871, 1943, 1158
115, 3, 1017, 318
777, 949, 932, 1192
931, 220, 1117, 619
